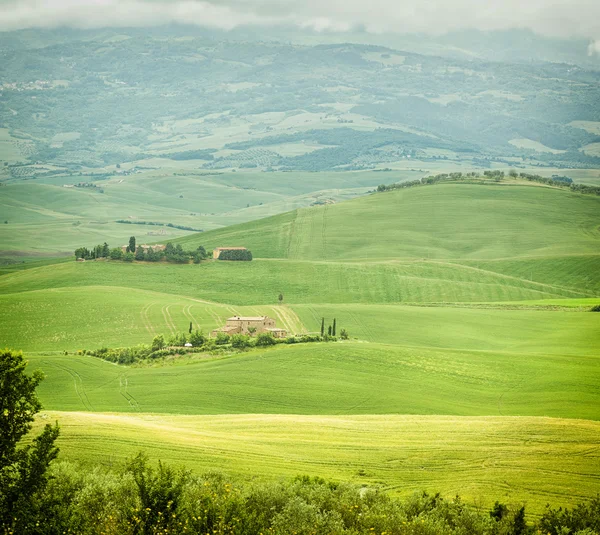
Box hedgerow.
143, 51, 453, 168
11, 458, 599, 535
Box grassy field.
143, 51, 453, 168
2, 286, 598, 353
3, 255, 600, 303
0, 169, 392, 258
2, 181, 600, 512
177, 185, 600, 260
25, 341, 600, 419
33, 411, 600, 515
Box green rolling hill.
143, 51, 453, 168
2, 181, 599, 512
176, 184, 600, 260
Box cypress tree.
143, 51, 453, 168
332, 318, 336, 336
328, 325, 332, 336
320, 318, 325, 337
189, 321, 193, 334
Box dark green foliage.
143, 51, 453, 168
123, 251, 135, 262
332, 318, 336, 337
513, 506, 528, 535
165, 244, 190, 264
161, 149, 215, 161
25, 460, 590, 535
151, 335, 166, 351
256, 332, 276, 346
215, 332, 230, 345
0, 349, 60, 535
340, 329, 349, 340
231, 334, 250, 349
145, 247, 162, 262
217, 248, 253, 261
189, 330, 206, 347
127, 453, 188, 535
128, 236, 136, 253
590, 304, 600, 312
320, 318, 325, 337
168, 332, 188, 347
135, 246, 146, 261
116, 220, 203, 232
75, 242, 115, 260
377, 171, 600, 196
490, 501, 508, 521
539, 496, 600, 535
109, 247, 123, 260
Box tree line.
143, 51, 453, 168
377, 171, 600, 195
75, 236, 208, 264
320, 317, 349, 340
116, 220, 204, 232
86, 325, 347, 365
2, 348, 599, 535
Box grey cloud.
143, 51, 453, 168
1, 0, 600, 44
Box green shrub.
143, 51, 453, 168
231, 334, 250, 349
167, 332, 187, 347
189, 329, 206, 347
215, 332, 230, 346
151, 334, 166, 351
256, 332, 276, 346
109, 247, 123, 260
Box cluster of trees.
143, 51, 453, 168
319, 317, 349, 340
377, 171, 600, 196
88, 326, 346, 365
75, 237, 208, 264
217, 248, 253, 261
74, 242, 110, 260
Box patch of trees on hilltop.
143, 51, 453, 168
377, 171, 600, 195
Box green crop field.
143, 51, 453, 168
25, 340, 600, 418
2, 181, 600, 516
32, 412, 600, 514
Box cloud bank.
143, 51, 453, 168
0, 0, 599, 47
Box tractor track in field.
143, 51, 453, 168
186, 305, 202, 330
140, 302, 157, 336
182, 305, 196, 330
204, 305, 222, 325
43, 359, 94, 411
321, 204, 328, 260
273, 306, 306, 335
162, 305, 177, 334
270, 307, 290, 334
119, 374, 140, 411
288, 208, 307, 260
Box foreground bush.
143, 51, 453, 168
5, 458, 599, 535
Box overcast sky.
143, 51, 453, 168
1, 0, 599, 52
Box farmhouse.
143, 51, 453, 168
213, 247, 249, 259
211, 316, 287, 338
